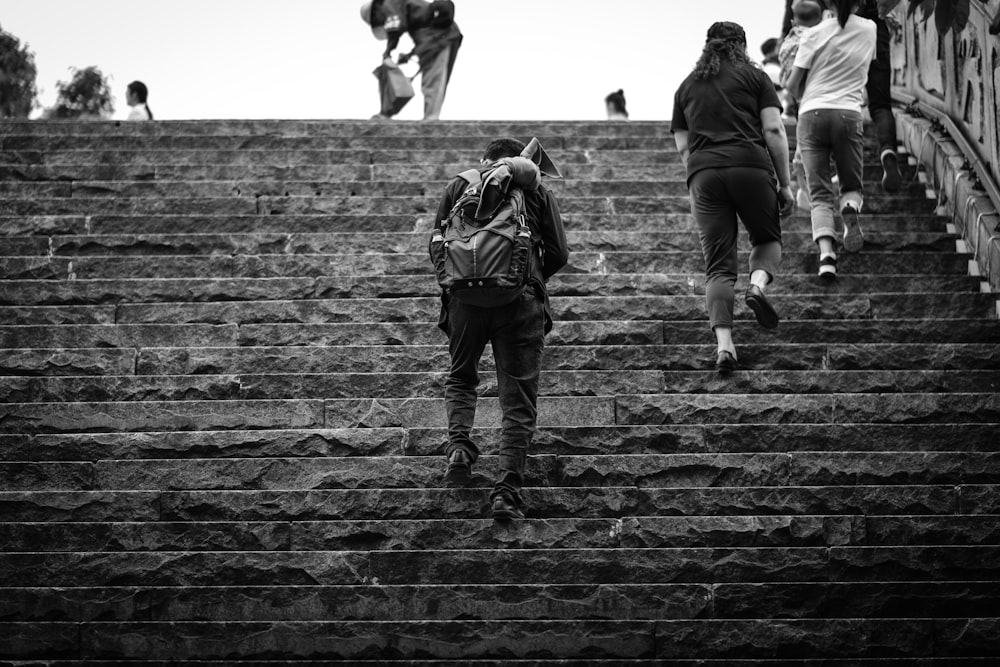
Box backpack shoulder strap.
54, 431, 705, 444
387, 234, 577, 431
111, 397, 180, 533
456, 169, 482, 189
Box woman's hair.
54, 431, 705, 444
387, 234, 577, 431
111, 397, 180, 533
605, 89, 628, 117
832, 0, 859, 28
693, 22, 753, 79
127, 80, 153, 120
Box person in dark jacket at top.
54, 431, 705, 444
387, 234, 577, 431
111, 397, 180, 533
858, 0, 902, 192
672, 21, 794, 373
435, 138, 569, 521
361, 0, 462, 120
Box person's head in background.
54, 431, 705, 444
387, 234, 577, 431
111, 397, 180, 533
792, 0, 825, 27
760, 38, 780, 61
832, 0, 861, 27
126, 81, 153, 120
694, 21, 751, 80
605, 89, 629, 120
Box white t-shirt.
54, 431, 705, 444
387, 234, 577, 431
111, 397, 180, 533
127, 104, 151, 121
794, 13, 876, 114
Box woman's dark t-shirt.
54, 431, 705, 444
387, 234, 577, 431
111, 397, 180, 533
671, 62, 782, 183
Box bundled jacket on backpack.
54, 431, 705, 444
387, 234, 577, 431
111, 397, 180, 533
433, 157, 568, 334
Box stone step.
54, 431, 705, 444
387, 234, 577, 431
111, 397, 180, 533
2, 451, 998, 492
0, 396, 612, 433
0, 177, 929, 200
1, 272, 980, 306
0, 292, 981, 327
1, 546, 997, 587
0, 128, 886, 151
5, 369, 998, 404
3, 514, 999, 555
4, 483, 986, 521
0, 161, 915, 184
0, 119, 679, 137
2, 251, 970, 281
2, 392, 996, 434
0, 212, 951, 237
6, 618, 996, 661
0, 194, 937, 217
4, 580, 1000, 624
6, 342, 999, 378
4, 423, 996, 463
0, 230, 959, 259
3, 318, 996, 350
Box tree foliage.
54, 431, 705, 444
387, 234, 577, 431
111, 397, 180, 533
0, 24, 39, 118
48, 66, 114, 119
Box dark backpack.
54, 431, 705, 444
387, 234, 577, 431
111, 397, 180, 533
430, 167, 535, 308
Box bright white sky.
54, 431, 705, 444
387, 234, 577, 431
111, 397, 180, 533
2, 0, 785, 121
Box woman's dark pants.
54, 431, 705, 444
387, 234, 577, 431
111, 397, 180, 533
689, 166, 783, 330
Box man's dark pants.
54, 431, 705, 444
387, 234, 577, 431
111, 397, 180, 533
444, 287, 545, 506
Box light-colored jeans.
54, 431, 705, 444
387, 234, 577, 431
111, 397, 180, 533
421, 44, 452, 121
798, 109, 865, 243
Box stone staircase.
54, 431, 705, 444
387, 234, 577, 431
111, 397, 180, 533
0, 119, 998, 663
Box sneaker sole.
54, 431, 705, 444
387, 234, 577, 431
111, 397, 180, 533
818, 267, 838, 282
841, 207, 865, 253
881, 153, 902, 193
492, 508, 524, 521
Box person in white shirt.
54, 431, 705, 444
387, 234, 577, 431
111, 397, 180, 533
125, 81, 153, 121
787, 0, 876, 280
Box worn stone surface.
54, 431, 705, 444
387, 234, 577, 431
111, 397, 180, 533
1, 118, 997, 662
152, 485, 962, 521
0, 400, 325, 434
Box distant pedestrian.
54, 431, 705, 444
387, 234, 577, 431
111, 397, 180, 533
361, 0, 462, 121
125, 81, 152, 121
672, 21, 794, 374
431, 137, 569, 521
605, 89, 629, 120
787, 0, 876, 279
761, 38, 782, 88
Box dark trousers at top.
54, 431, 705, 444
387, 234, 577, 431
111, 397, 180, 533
867, 59, 897, 155
689, 166, 783, 330
444, 288, 545, 504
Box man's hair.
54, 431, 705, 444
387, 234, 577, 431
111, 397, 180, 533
761, 38, 779, 56
483, 138, 525, 161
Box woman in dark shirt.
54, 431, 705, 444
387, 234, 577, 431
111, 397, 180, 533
672, 21, 794, 373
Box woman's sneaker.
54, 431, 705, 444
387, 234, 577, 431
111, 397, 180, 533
818, 253, 838, 281
841, 202, 865, 253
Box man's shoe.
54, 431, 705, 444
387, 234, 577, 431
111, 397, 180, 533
443, 450, 472, 487
880, 149, 902, 193
745, 284, 780, 330
818, 253, 838, 281
841, 202, 865, 253
491, 492, 524, 521
715, 349, 738, 374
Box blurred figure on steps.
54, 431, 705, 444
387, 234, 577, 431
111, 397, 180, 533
361, 0, 462, 121
672, 21, 793, 374
605, 89, 629, 120
125, 81, 152, 121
